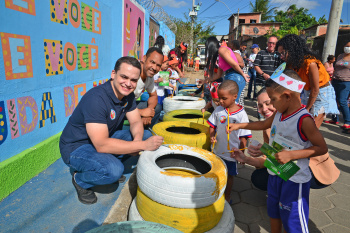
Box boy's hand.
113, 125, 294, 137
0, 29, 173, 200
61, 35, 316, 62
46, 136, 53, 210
226, 123, 240, 134
247, 144, 263, 157
274, 150, 293, 164
201, 108, 206, 113
210, 136, 217, 143
230, 147, 247, 163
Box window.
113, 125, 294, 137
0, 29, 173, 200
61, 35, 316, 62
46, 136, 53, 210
250, 19, 257, 23
239, 19, 245, 24
200, 48, 206, 55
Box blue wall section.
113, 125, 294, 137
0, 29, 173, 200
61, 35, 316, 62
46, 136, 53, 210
0, 0, 175, 164
159, 22, 175, 50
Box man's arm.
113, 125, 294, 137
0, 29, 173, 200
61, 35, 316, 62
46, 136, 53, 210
86, 123, 146, 155
126, 108, 145, 141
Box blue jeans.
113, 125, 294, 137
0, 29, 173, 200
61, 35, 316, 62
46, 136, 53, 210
224, 69, 246, 103
67, 130, 152, 189
137, 101, 162, 128
332, 79, 350, 124
247, 68, 257, 98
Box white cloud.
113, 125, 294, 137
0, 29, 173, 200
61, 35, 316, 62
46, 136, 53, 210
156, 0, 187, 8
273, 0, 320, 11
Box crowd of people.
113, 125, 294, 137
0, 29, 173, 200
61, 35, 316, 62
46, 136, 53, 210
58, 31, 349, 233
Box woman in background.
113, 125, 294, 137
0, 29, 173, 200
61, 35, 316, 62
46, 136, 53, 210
153, 35, 170, 56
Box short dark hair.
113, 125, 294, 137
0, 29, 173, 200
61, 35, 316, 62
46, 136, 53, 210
146, 47, 163, 58
241, 42, 247, 47
327, 55, 335, 61
232, 40, 240, 50
218, 80, 239, 95
265, 69, 302, 92
114, 56, 141, 74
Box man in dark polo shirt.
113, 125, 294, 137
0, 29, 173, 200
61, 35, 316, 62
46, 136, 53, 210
254, 36, 282, 92
59, 56, 163, 204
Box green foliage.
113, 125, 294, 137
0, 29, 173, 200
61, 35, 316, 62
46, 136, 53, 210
274, 4, 328, 31
266, 4, 328, 38
170, 13, 215, 52
249, 0, 276, 22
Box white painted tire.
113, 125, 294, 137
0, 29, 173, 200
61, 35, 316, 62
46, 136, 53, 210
163, 96, 206, 113
128, 198, 235, 233
136, 145, 227, 208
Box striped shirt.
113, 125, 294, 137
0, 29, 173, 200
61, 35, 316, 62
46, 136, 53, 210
254, 50, 282, 85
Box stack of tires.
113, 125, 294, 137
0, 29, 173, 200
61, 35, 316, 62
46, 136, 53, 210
128, 145, 235, 233
163, 109, 211, 126
163, 96, 206, 113
152, 121, 211, 150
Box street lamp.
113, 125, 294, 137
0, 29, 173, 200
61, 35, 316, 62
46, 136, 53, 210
215, 0, 239, 39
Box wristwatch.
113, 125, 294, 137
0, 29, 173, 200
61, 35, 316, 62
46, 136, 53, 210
261, 72, 265, 76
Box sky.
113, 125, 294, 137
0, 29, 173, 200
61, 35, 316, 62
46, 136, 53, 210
155, 0, 350, 35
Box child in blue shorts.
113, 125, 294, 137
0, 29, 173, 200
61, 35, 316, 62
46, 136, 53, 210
207, 80, 252, 203
228, 67, 328, 233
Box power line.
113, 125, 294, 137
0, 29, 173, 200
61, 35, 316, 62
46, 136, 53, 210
198, 2, 217, 16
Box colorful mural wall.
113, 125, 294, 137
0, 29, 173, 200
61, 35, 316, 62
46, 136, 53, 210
123, 0, 144, 60
159, 22, 175, 50
0, 0, 175, 199
149, 17, 159, 48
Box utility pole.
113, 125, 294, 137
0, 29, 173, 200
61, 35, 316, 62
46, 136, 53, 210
235, 8, 239, 40
322, 0, 344, 62
189, 0, 196, 54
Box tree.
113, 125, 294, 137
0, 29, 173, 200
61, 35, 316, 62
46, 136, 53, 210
170, 13, 215, 52
249, 0, 276, 22
274, 5, 328, 32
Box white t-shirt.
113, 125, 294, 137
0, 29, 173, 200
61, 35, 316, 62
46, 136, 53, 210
134, 76, 156, 99
167, 68, 179, 91
207, 105, 252, 162
153, 72, 165, 96
269, 108, 313, 183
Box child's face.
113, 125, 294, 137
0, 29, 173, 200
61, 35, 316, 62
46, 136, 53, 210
212, 98, 220, 106
161, 61, 169, 71
218, 89, 237, 109
266, 87, 287, 113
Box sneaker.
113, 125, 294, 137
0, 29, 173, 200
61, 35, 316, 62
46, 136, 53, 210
324, 120, 339, 125
341, 124, 350, 129
72, 175, 97, 204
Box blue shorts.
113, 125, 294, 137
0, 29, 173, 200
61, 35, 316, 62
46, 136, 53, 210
222, 159, 238, 176
267, 175, 310, 233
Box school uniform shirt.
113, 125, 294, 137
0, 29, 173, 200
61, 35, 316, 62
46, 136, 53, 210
167, 68, 179, 91
207, 105, 252, 162
134, 76, 156, 99
153, 72, 165, 97
269, 107, 313, 183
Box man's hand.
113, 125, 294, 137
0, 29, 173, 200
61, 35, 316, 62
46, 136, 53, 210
274, 150, 293, 164
262, 73, 270, 80
144, 136, 164, 151
138, 107, 155, 117
226, 123, 241, 134
142, 117, 152, 126
201, 108, 206, 113
247, 143, 263, 157
190, 93, 195, 96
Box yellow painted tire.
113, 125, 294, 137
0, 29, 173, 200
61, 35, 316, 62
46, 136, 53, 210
128, 198, 235, 233
163, 109, 211, 126
137, 145, 227, 208
152, 121, 210, 150
136, 188, 225, 233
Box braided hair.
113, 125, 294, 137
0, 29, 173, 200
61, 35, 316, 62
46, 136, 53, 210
276, 34, 318, 71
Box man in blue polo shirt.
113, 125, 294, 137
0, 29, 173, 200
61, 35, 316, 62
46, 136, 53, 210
59, 56, 164, 204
